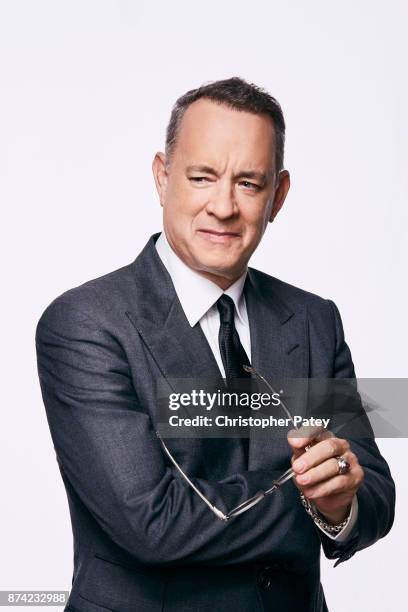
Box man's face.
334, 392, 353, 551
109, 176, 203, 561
152, 98, 290, 288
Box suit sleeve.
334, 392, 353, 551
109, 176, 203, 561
318, 299, 395, 566
36, 298, 321, 568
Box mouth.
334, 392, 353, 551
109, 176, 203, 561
197, 229, 241, 243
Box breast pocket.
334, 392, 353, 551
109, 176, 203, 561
78, 554, 166, 612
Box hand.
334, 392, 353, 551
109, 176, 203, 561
288, 427, 364, 524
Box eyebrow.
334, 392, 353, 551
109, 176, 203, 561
186, 164, 269, 185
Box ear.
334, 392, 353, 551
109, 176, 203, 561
152, 152, 168, 207
269, 170, 290, 223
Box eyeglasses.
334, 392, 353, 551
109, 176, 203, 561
156, 365, 313, 521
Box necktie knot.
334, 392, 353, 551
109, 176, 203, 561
216, 294, 236, 325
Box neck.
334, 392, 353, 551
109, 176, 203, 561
194, 267, 247, 290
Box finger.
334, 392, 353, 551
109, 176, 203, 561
292, 437, 350, 474
289, 430, 333, 465
290, 430, 333, 464
301, 474, 352, 500
301, 454, 364, 499
295, 452, 353, 487
288, 426, 333, 450
287, 425, 327, 449
291, 448, 304, 463
297, 461, 364, 500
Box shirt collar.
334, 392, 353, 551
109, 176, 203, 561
155, 230, 248, 327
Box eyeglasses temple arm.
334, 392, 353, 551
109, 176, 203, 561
242, 365, 297, 427
155, 431, 228, 521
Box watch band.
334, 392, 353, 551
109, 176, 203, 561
299, 491, 350, 535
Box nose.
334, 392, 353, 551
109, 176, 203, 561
205, 180, 238, 219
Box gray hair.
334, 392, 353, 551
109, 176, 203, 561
165, 76, 286, 173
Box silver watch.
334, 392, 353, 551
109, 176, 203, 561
299, 491, 349, 535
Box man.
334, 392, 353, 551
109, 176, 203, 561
35, 77, 395, 612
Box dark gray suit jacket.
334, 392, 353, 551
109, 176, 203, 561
35, 232, 395, 612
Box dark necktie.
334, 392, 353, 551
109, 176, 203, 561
216, 294, 251, 464
217, 294, 251, 379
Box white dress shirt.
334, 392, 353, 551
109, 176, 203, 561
155, 230, 358, 542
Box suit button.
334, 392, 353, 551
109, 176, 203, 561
257, 565, 282, 590
258, 568, 272, 590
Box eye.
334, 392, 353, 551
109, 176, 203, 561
239, 180, 260, 191
189, 176, 210, 184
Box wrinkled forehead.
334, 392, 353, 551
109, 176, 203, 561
174, 99, 276, 171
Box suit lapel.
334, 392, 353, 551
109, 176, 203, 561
244, 269, 310, 469
126, 233, 222, 390
127, 297, 223, 384
244, 268, 309, 379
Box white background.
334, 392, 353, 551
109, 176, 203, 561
1, 1, 407, 610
